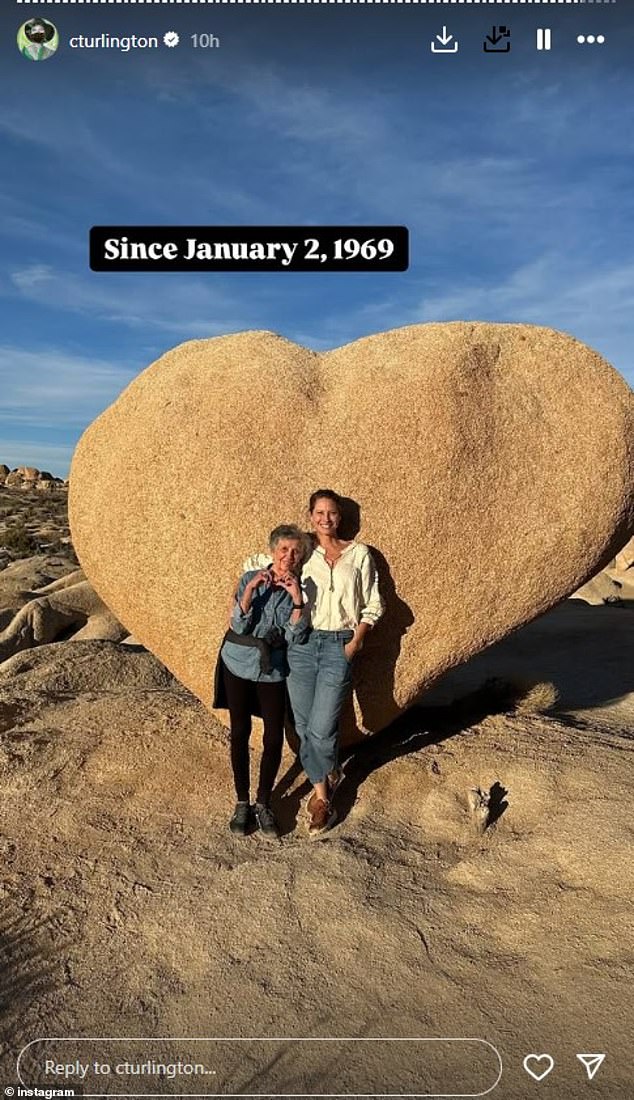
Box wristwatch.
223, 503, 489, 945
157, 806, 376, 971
292, 603, 304, 610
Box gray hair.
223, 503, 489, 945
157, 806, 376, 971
268, 524, 306, 554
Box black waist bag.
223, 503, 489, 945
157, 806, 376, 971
212, 629, 286, 711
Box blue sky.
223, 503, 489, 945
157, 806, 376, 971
1, 4, 633, 476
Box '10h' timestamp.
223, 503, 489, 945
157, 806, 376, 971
190, 33, 221, 48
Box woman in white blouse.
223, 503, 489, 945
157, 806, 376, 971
288, 489, 384, 836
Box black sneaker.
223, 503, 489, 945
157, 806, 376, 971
254, 802, 280, 839
229, 801, 252, 836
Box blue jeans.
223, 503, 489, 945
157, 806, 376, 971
287, 629, 354, 786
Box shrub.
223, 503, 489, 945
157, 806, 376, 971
1, 520, 38, 557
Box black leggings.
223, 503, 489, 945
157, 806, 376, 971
222, 662, 286, 804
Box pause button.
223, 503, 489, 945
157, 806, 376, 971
536, 28, 552, 51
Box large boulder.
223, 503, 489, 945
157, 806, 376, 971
0, 464, 9, 484
69, 324, 634, 733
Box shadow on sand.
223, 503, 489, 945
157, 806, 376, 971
421, 598, 634, 714
0, 902, 61, 1057
275, 677, 527, 835
275, 597, 634, 834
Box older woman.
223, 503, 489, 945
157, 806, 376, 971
216, 524, 307, 838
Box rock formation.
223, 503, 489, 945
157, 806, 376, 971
615, 535, 634, 573
0, 577, 126, 664
16, 466, 39, 481
1, 464, 65, 491
573, 531, 634, 605
69, 324, 634, 733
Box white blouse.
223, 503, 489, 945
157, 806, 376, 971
243, 541, 384, 632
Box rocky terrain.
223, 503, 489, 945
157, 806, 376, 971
0, 477, 633, 1099
0, 470, 72, 573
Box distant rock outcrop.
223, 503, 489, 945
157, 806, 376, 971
69, 324, 634, 733
573, 531, 634, 606
1, 464, 65, 492
16, 466, 39, 481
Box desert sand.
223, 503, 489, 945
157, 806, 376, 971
0, 477, 632, 1098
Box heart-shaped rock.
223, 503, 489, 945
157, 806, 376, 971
69, 323, 634, 733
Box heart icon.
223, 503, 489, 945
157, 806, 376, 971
68, 324, 634, 733
523, 1054, 555, 1082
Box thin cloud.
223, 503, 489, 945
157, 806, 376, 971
417, 255, 634, 328
0, 346, 136, 423
8, 264, 257, 337
0, 440, 73, 477
298, 255, 634, 385
0, 96, 272, 223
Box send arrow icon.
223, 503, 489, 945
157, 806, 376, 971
577, 1054, 606, 1081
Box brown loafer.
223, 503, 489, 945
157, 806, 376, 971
306, 769, 343, 819
308, 798, 337, 837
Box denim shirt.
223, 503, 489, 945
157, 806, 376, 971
220, 569, 309, 682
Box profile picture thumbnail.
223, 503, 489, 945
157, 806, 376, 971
17, 18, 59, 62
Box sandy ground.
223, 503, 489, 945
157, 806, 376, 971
0, 620, 632, 1099
0, 500, 632, 1098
